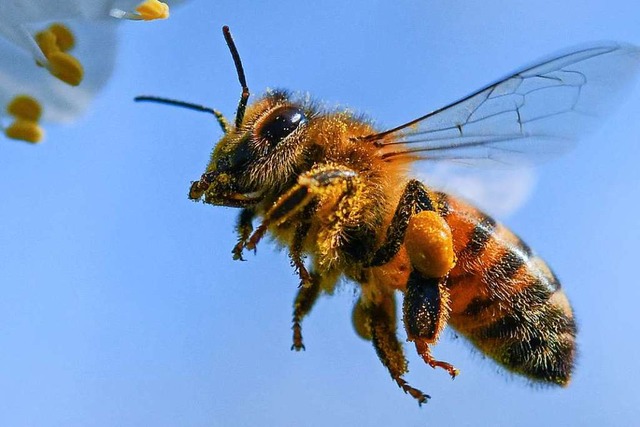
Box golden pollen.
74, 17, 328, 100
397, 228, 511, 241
34, 23, 84, 86
7, 95, 42, 121
5, 119, 44, 143
47, 51, 84, 86
34, 29, 58, 57
404, 211, 456, 278
135, 0, 170, 20
48, 23, 76, 51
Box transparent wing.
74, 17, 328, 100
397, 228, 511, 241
371, 42, 640, 166
418, 166, 537, 218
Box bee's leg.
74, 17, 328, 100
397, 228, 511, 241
352, 292, 396, 341
288, 206, 316, 288
232, 208, 255, 260
365, 295, 431, 405
292, 270, 341, 350
291, 272, 321, 351
368, 179, 456, 376
404, 272, 459, 378
369, 180, 440, 267
245, 165, 358, 251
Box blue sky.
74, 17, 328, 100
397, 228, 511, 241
1, 1, 640, 426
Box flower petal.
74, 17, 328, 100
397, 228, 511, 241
0, 0, 188, 143
0, 20, 117, 124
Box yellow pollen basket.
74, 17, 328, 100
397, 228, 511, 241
5, 95, 45, 143
135, 0, 170, 20
34, 23, 84, 86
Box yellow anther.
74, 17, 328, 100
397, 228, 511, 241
35, 29, 58, 57
49, 23, 75, 51
36, 23, 76, 55
47, 51, 84, 86
135, 0, 170, 20
5, 119, 44, 143
34, 23, 83, 85
7, 95, 42, 121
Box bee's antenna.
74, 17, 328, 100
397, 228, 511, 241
222, 26, 249, 129
134, 95, 230, 134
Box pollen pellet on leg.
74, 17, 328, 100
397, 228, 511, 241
404, 211, 455, 278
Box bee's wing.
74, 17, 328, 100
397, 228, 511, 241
419, 166, 537, 217
369, 42, 640, 166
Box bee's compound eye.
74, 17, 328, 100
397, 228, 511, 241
257, 106, 307, 146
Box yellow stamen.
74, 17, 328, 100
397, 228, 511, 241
47, 51, 84, 86
7, 95, 42, 121
135, 0, 170, 20
34, 29, 58, 57
5, 119, 44, 143
34, 23, 84, 85
36, 23, 76, 54
49, 23, 75, 51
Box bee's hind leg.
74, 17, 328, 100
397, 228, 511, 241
368, 180, 441, 268
367, 179, 458, 377
404, 273, 459, 379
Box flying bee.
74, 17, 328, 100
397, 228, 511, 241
136, 26, 640, 405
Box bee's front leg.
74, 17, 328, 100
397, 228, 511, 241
232, 208, 255, 260
241, 165, 359, 351
288, 205, 316, 288
244, 164, 359, 251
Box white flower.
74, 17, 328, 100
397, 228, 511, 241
0, 0, 180, 143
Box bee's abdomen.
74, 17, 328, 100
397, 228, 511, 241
435, 193, 576, 385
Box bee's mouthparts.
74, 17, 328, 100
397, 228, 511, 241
188, 177, 211, 200
215, 190, 263, 207
229, 190, 262, 201
188, 169, 263, 207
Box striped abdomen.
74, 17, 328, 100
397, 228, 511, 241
435, 192, 576, 385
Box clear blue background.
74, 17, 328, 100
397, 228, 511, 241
1, 1, 639, 426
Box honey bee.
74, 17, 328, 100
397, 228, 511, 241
137, 27, 640, 405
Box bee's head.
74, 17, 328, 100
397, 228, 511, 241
189, 91, 311, 207
136, 26, 312, 208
